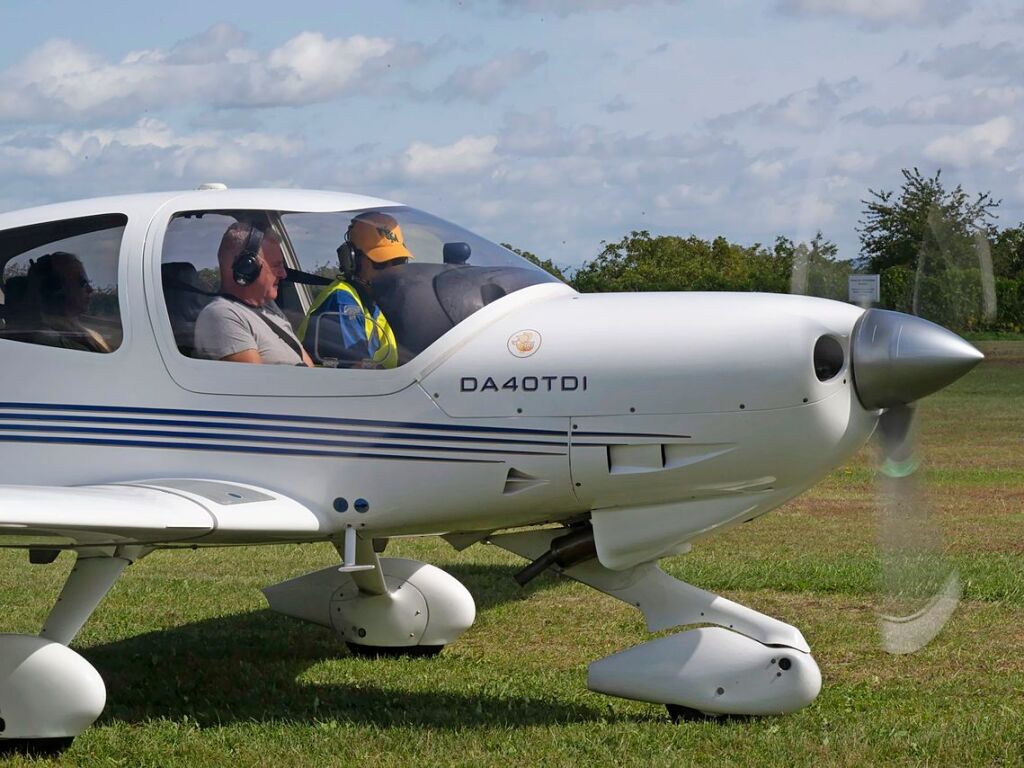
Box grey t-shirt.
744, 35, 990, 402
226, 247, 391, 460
194, 297, 304, 365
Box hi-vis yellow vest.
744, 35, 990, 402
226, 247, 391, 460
298, 280, 398, 369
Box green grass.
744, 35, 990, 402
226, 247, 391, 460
963, 331, 1024, 341
1, 344, 1022, 766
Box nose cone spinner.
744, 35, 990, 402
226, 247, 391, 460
852, 309, 984, 410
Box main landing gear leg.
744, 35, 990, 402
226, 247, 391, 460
489, 528, 822, 718
0, 546, 149, 754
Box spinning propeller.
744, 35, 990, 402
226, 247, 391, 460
850, 308, 983, 653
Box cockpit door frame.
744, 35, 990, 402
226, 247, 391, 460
143, 201, 421, 398
143, 199, 574, 399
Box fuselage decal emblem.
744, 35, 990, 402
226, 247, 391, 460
508, 329, 541, 358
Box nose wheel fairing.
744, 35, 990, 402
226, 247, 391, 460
589, 628, 821, 717
489, 528, 821, 717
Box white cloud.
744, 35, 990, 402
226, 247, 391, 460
604, 95, 630, 114
0, 143, 75, 178
455, 0, 685, 15
164, 22, 248, 65
0, 118, 306, 195
654, 183, 727, 209
260, 33, 394, 106
434, 50, 547, 103
748, 159, 786, 181
400, 135, 500, 178
920, 41, 1024, 82
334, 114, 760, 259
712, 78, 863, 132
778, 0, 966, 26
762, 194, 838, 231
851, 87, 1024, 125
923, 116, 1014, 166
0, 26, 398, 122
831, 150, 876, 173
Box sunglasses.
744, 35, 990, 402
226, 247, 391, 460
370, 257, 408, 271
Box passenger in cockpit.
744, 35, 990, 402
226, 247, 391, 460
12, 252, 111, 353
298, 211, 409, 369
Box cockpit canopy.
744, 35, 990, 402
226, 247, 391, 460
161, 206, 562, 366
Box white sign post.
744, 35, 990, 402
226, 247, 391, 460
848, 274, 880, 305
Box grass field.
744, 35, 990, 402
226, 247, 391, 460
2, 343, 1022, 766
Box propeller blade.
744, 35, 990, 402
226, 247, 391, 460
874, 403, 961, 654
876, 404, 917, 477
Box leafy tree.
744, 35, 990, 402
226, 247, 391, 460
571, 230, 794, 295
857, 168, 1002, 327
991, 223, 1024, 280
500, 243, 569, 283
775, 232, 848, 301
857, 167, 999, 275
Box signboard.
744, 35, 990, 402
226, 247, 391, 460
848, 274, 880, 304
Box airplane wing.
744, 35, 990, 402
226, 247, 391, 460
0, 478, 329, 548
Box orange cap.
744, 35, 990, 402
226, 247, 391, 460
348, 212, 413, 263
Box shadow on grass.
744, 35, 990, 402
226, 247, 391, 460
84, 610, 603, 729
82, 563, 604, 730
441, 561, 564, 612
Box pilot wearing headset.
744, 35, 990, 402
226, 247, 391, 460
194, 221, 313, 366
298, 211, 407, 369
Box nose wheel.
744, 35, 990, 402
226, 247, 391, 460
0, 738, 75, 757
666, 704, 709, 723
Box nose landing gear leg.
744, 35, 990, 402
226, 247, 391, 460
489, 528, 821, 719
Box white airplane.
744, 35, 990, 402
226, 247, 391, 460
0, 186, 982, 750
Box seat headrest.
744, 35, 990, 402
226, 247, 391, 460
162, 261, 205, 291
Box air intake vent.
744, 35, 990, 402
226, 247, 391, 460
503, 468, 546, 495
814, 335, 845, 381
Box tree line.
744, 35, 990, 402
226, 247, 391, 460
506, 168, 1024, 333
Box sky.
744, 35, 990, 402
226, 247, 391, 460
0, 0, 1020, 269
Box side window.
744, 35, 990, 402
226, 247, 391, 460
161, 211, 307, 360
0, 214, 126, 354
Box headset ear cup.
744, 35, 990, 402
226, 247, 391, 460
233, 252, 260, 286
337, 243, 358, 277
233, 224, 265, 286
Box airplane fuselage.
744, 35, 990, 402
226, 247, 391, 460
0, 183, 878, 567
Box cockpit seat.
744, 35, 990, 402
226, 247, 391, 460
162, 262, 216, 357
0, 275, 28, 330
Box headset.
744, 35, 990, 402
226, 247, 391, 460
232, 223, 266, 286
336, 221, 361, 278
336, 218, 407, 279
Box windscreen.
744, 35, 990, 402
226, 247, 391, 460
281, 207, 562, 365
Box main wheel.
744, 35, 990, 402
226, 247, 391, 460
345, 642, 444, 659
